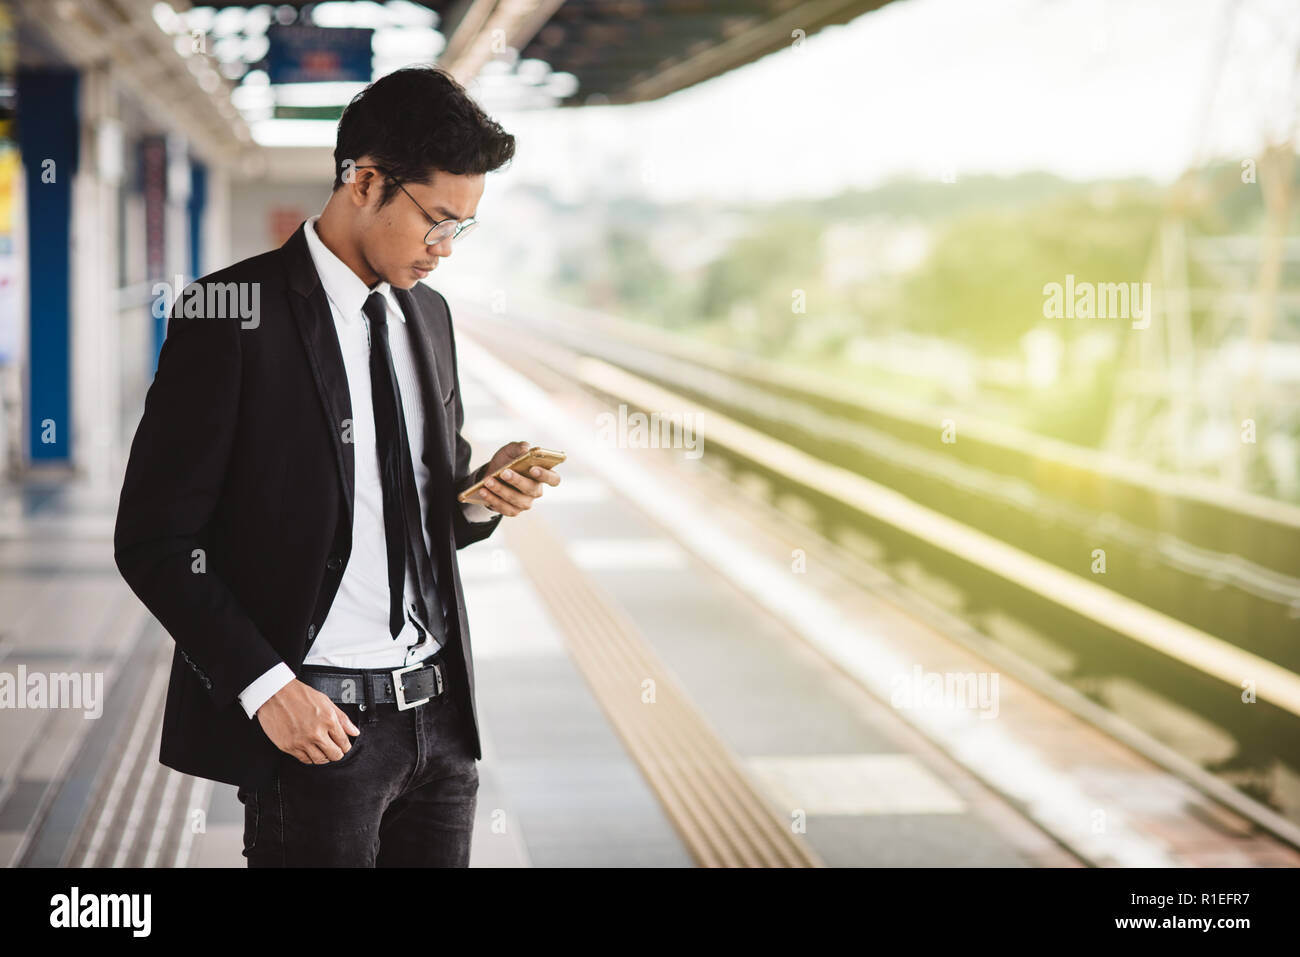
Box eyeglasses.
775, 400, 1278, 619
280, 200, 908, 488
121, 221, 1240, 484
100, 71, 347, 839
353, 164, 478, 245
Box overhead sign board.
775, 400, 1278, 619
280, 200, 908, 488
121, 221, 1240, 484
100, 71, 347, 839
266, 25, 373, 84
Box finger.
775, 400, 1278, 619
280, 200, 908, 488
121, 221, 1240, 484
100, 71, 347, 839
484, 476, 532, 509
495, 468, 542, 495
311, 731, 344, 760
316, 733, 346, 761
299, 743, 331, 765
478, 486, 522, 514
334, 704, 360, 735
528, 466, 561, 486
482, 474, 529, 507
477, 485, 524, 516
325, 721, 353, 757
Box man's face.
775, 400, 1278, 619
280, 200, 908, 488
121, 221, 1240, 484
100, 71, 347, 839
354, 162, 484, 289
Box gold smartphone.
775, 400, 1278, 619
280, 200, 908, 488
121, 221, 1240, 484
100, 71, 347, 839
457, 447, 567, 504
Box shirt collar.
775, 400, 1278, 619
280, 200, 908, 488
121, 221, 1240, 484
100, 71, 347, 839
302, 215, 404, 324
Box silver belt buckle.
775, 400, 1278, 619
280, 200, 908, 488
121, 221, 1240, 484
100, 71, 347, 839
391, 662, 433, 711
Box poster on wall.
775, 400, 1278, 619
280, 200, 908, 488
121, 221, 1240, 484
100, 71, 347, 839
140, 135, 167, 369
0, 134, 16, 366
269, 205, 306, 247
0, 1, 15, 366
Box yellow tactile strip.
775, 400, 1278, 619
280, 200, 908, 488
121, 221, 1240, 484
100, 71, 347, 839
502, 511, 824, 867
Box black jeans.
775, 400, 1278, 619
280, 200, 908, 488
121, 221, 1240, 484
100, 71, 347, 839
236, 660, 479, 867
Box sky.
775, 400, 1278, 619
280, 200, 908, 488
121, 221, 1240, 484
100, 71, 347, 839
485, 0, 1298, 205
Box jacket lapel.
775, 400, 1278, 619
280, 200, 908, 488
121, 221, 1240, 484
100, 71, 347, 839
282, 223, 356, 526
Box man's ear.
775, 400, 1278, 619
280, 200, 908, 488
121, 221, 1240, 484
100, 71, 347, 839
348, 163, 380, 208
353, 170, 374, 206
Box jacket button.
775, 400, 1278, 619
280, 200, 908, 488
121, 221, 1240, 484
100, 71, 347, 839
327, 557, 341, 571
307, 624, 316, 641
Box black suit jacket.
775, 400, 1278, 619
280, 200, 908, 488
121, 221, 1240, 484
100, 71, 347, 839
113, 222, 502, 790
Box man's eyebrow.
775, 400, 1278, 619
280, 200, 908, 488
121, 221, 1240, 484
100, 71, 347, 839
434, 205, 466, 220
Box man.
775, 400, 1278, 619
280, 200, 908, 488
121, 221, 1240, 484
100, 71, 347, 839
113, 67, 556, 867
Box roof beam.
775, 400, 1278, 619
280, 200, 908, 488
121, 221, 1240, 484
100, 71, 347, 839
440, 0, 569, 85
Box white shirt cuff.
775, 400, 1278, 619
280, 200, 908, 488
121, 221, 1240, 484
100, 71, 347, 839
461, 500, 497, 523
238, 662, 296, 719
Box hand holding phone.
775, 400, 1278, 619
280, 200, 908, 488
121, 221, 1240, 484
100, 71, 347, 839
458, 446, 566, 505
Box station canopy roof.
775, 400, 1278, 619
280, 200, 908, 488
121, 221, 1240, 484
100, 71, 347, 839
14, 0, 894, 157
194, 1, 896, 109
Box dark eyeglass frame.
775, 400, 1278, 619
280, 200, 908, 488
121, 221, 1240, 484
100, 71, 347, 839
353, 164, 478, 245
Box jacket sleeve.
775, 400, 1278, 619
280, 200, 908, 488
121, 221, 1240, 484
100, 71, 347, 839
436, 289, 503, 550
113, 292, 285, 711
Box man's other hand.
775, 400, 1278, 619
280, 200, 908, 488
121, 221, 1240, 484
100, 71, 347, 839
256, 679, 361, 764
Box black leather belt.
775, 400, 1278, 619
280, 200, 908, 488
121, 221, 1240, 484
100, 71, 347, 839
300, 657, 447, 711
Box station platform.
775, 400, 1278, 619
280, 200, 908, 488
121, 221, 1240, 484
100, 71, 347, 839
1, 320, 1293, 868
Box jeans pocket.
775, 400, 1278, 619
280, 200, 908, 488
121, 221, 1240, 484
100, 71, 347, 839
238, 786, 260, 855
288, 731, 365, 770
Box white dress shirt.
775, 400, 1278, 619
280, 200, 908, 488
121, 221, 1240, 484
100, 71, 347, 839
238, 216, 494, 719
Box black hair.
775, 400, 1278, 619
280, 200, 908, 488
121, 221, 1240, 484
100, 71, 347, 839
332, 66, 516, 205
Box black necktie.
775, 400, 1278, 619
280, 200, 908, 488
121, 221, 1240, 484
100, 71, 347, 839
363, 291, 439, 641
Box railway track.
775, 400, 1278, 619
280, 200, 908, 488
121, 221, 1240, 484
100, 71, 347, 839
456, 297, 1300, 840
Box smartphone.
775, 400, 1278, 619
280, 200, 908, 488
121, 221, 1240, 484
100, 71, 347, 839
457, 447, 567, 504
